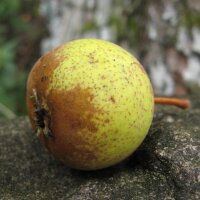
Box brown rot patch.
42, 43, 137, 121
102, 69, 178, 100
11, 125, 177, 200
26, 48, 67, 132
47, 85, 101, 133
27, 48, 67, 99
41, 85, 104, 168
41, 76, 48, 82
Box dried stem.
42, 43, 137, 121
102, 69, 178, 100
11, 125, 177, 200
154, 97, 191, 109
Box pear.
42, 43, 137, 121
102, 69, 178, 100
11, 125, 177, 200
26, 39, 154, 170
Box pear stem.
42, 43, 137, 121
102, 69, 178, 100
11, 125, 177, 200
154, 97, 191, 109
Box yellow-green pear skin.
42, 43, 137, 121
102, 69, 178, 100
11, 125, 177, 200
26, 39, 154, 170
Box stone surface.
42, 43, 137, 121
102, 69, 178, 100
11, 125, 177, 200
0, 96, 200, 200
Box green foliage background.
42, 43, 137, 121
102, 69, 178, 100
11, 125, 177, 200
0, 0, 47, 118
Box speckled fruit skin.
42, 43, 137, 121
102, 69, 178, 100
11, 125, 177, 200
26, 39, 154, 170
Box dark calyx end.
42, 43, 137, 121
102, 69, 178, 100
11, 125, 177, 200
32, 88, 53, 139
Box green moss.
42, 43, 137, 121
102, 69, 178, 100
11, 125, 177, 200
181, 10, 200, 28
81, 20, 98, 33
108, 15, 123, 37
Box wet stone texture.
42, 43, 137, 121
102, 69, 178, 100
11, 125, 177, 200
0, 95, 200, 200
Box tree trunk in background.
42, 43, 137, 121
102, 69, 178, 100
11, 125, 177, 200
40, 0, 200, 96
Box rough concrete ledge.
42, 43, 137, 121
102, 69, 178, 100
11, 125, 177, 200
0, 96, 199, 200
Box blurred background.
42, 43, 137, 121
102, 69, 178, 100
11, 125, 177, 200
0, 0, 200, 119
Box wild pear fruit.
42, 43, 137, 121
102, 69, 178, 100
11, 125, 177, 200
26, 39, 155, 170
